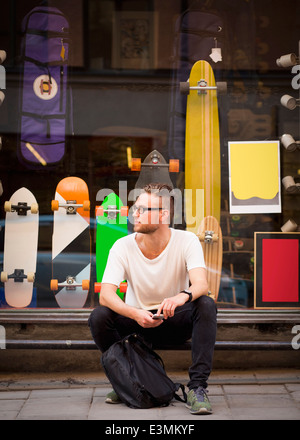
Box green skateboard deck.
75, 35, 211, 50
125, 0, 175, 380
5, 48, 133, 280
95, 193, 128, 300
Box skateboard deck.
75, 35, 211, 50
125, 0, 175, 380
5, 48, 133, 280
131, 149, 179, 190
51, 177, 91, 308
95, 193, 128, 300
1, 187, 39, 308
197, 215, 222, 301
182, 60, 222, 234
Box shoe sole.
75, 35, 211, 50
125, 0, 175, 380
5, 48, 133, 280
105, 398, 122, 404
185, 403, 212, 415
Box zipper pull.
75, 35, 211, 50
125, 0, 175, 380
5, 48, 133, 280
60, 39, 65, 61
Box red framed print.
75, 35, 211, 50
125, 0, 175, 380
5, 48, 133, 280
254, 232, 300, 309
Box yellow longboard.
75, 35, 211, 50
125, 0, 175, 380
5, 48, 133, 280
181, 60, 222, 234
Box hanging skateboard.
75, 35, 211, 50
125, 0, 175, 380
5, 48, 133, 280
51, 177, 91, 308
181, 60, 226, 234
1, 188, 39, 308
131, 149, 179, 189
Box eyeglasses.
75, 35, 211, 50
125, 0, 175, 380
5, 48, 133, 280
132, 205, 162, 215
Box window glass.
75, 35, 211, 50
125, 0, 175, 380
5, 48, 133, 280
0, 0, 299, 310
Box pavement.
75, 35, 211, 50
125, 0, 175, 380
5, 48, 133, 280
0, 368, 300, 422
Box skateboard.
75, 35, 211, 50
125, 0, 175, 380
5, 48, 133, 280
181, 60, 225, 234
197, 215, 222, 301
50, 177, 91, 308
95, 192, 128, 300
131, 149, 179, 190
1, 188, 39, 308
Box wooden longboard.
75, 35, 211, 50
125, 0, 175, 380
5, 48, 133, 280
51, 177, 91, 308
1, 187, 39, 308
95, 193, 128, 300
182, 60, 221, 234
197, 216, 222, 301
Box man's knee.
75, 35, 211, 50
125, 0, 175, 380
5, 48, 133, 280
193, 295, 217, 319
88, 305, 113, 330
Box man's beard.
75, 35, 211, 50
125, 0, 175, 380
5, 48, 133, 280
133, 222, 160, 234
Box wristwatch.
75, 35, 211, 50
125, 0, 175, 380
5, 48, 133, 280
181, 289, 193, 303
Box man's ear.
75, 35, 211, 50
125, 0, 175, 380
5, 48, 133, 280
161, 208, 170, 224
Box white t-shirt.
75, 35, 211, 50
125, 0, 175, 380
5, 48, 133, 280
102, 228, 206, 310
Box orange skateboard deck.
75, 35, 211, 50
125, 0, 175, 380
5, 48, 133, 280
51, 177, 91, 308
181, 60, 224, 234
197, 215, 222, 301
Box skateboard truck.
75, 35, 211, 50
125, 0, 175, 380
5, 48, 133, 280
180, 79, 227, 96
198, 230, 218, 243
1, 269, 35, 283
131, 152, 179, 173
4, 201, 39, 215
50, 277, 90, 291
51, 199, 90, 214
94, 281, 127, 294
96, 205, 128, 219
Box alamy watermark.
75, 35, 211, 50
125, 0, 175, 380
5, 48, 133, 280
291, 325, 300, 350
0, 66, 5, 90
0, 325, 5, 349
96, 181, 203, 227
291, 65, 300, 90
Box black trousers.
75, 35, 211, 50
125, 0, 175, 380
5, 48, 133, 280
88, 295, 217, 390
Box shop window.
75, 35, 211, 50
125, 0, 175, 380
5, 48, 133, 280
0, 0, 299, 311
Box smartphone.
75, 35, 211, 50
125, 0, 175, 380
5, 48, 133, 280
152, 314, 164, 320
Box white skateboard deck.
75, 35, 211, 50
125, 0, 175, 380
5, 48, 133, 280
2, 187, 39, 308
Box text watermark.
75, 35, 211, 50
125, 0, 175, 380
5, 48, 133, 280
0, 325, 5, 349
96, 181, 203, 227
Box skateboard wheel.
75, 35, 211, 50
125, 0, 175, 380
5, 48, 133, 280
131, 158, 141, 171
119, 282, 127, 293
0, 91, 5, 106
120, 206, 128, 217
212, 233, 218, 242
83, 200, 90, 211
179, 81, 190, 95
27, 272, 35, 282
4, 201, 12, 212
30, 203, 39, 214
51, 200, 59, 211
169, 159, 179, 173
1, 271, 8, 283
50, 279, 58, 291
94, 282, 102, 293
82, 279, 89, 290
216, 81, 227, 95
198, 232, 205, 242
95, 206, 104, 217
0, 50, 7, 64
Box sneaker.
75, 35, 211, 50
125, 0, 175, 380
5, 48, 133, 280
186, 386, 212, 414
105, 389, 122, 404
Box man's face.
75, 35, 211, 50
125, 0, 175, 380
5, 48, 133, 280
132, 192, 161, 234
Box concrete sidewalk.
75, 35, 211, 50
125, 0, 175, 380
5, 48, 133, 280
0, 369, 299, 420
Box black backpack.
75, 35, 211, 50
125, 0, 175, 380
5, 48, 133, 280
101, 333, 187, 409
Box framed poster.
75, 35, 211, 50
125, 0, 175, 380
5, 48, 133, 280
228, 141, 281, 214
254, 232, 300, 309
112, 11, 157, 69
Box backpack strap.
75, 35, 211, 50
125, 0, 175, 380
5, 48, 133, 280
174, 383, 187, 403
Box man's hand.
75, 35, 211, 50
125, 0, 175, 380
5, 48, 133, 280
133, 309, 164, 328
156, 293, 188, 319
